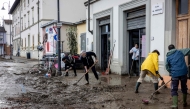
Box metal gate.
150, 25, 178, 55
127, 8, 146, 30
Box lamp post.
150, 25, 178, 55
57, 0, 61, 76
1, 1, 12, 59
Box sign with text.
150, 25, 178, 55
152, 3, 163, 15
57, 23, 62, 28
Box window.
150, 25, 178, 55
28, 12, 30, 26
37, 2, 40, 21
24, 15, 26, 28
179, 0, 189, 14
21, 18, 23, 30
15, 24, 17, 35
32, 8, 34, 24
14, 41, 16, 50
25, 38, 26, 50
32, 36, 34, 50
22, 39, 23, 48
18, 22, 20, 34
13, 27, 14, 36
24, 0, 26, 8
21, 0, 23, 12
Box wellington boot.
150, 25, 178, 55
170, 96, 178, 109
154, 83, 160, 94
183, 94, 187, 107
65, 72, 69, 76
135, 82, 141, 93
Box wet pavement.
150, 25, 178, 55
0, 57, 190, 109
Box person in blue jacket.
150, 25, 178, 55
165, 44, 190, 108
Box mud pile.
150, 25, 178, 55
0, 59, 188, 109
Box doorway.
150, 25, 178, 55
128, 28, 146, 76
176, 0, 190, 77
101, 24, 110, 70
28, 35, 30, 51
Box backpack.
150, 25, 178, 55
68, 54, 75, 63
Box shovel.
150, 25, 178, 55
128, 60, 134, 78
73, 62, 97, 85
142, 79, 171, 104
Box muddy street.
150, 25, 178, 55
0, 57, 189, 109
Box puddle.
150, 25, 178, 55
0, 100, 5, 104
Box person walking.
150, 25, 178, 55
135, 50, 161, 94
165, 44, 190, 108
62, 55, 77, 76
80, 50, 99, 85
130, 43, 139, 76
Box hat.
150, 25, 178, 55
80, 50, 85, 56
62, 57, 67, 61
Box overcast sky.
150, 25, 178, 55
0, 0, 14, 25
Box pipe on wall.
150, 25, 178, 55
88, 0, 93, 34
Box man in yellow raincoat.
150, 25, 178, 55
135, 50, 160, 93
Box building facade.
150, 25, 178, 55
10, 0, 86, 59
3, 20, 12, 55
41, 20, 86, 56
0, 27, 6, 56
85, 0, 177, 76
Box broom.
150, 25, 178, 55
102, 43, 115, 75
73, 62, 97, 85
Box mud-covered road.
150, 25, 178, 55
0, 57, 190, 109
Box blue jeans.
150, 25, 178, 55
171, 75, 188, 96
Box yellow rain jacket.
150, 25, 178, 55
141, 52, 159, 77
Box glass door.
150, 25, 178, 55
139, 28, 146, 72
129, 28, 146, 76
100, 24, 110, 70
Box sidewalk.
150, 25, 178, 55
2, 55, 39, 63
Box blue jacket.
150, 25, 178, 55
165, 49, 190, 78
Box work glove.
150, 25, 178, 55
156, 71, 159, 74
159, 76, 163, 81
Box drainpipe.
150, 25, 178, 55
88, 0, 93, 34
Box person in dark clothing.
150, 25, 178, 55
80, 50, 99, 85
165, 44, 190, 108
62, 55, 77, 76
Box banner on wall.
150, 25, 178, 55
45, 26, 57, 54
141, 35, 146, 57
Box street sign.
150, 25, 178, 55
152, 3, 163, 15
57, 23, 62, 28
54, 35, 57, 41
49, 28, 53, 34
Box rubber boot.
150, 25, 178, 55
183, 94, 187, 107
170, 96, 178, 109
74, 72, 77, 76
65, 72, 69, 76
135, 82, 141, 93
154, 83, 160, 94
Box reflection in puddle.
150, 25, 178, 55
100, 76, 122, 85
0, 100, 5, 104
